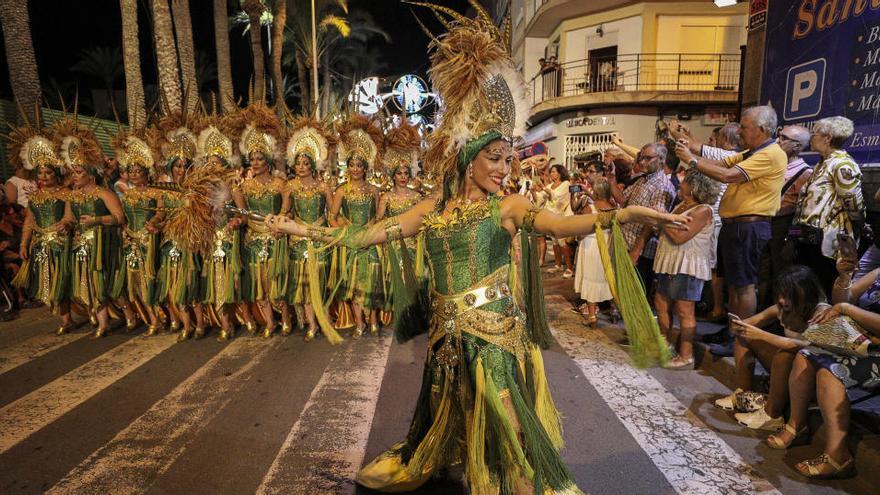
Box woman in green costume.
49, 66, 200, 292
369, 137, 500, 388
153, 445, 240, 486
11, 129, 73, 334
266, 8, 688, 493
376, 122, 426, 322
155, 124, 207, 341
280, 117, 334, 341
232, 104, 291, 338
114, 133, 164, 335
53, 120, 126, 339
196, 121, 242, 341
328, 115, 385, 337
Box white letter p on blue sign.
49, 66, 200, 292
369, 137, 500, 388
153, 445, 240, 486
784, 59, 825, 120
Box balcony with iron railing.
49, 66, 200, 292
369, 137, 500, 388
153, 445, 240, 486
528, 52, 741, 121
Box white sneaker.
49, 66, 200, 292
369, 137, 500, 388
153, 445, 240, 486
562, 269, 573, 279
714, 388, 742, 411
735, 408, 784, 431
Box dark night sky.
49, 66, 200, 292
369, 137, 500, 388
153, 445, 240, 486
0, 0, 471, 109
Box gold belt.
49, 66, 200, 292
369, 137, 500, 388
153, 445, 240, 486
430, 279, 512, 319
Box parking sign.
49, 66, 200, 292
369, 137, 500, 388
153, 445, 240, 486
783, 59, 825, 121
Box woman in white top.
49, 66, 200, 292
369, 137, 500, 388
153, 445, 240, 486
654, 170, 721, 369
534, 164, 574, 277
4, 164, 36, 208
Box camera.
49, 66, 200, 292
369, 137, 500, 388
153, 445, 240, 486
568, 184, 583, 193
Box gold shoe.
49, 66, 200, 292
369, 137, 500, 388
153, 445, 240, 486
262, 324, 275, 339
91, 327, 109, 339
177, 328, 192, 342
280, 323, 292, 336
56, 325, 70, 336
304, 327, 316, 342
89, 312, 98, 327
170, 321, 181, 332
145, 324, 161, 337
194, 327, 206, 339
353, 325, 365, 338
217, 327, 233, 342
245, 321, 257, 335
370, 323, 380, 336
126, 318, 138, 332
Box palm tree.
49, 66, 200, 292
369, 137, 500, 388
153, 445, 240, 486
195, 50, 218, 92
119, 0, 146, 125
0, 0, 41, 122
171, 0, 199, 113
214, 0, 235, 111
270, 0, 287, 113
70, 46, 124, 118
151, 0, 182, 112
242, 0, 268, 100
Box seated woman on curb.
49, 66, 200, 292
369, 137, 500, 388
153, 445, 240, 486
724, 266, 825, 431
768, 239, 880, 479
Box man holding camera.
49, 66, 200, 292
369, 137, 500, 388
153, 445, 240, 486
675, 106, 786, 325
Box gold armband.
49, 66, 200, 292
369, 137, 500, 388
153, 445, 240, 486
522, 207, 541, 232
382, 218, 403, 241
596, 209, 617, 227
306, 225, 326, 240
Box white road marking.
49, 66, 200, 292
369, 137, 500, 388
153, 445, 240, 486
256, 335, 393, 495
0, 335, 177, 454
0, 331, 89, 375
545, 296, 780, 495
47, 338, 279, 494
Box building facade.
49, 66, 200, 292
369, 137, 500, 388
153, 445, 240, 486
507, 0, 748, 167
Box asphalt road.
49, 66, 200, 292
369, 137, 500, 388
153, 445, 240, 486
0, 272, 875, 494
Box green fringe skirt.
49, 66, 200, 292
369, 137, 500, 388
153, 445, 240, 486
70, 226, 125, 308
156, 240, 204, 306
11, 233, 71, 305
287, 238, 329, 305
337, 245, 385, 310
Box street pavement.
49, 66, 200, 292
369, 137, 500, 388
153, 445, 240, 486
0, 271, 877, 494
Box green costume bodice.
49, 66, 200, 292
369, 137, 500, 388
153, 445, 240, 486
120, 189, 158, 231
341, 185, 375, 227
28, 189, 66, 228
69, 189, 109, 232
289, 180, 327, 225
385, 192, 421, 218
423, 198, 510, 296
241, 177, 285, 216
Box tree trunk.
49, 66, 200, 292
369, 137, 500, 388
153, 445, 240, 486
0, 0, 41, 123
270, 0, 286, 113
151, 0, 182, 112
213, 0, 234, 111
119, 0, 146, 127
171, 0, 198, 114
242, 0, 266, 102
295, 52, 309, 114
321, 51, 331, 118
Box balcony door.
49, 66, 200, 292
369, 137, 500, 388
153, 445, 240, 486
589, 46, 618, 92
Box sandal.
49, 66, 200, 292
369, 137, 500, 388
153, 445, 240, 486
766, 423, 809, 450
795, 453, 855, 479
663, 356, 694, 370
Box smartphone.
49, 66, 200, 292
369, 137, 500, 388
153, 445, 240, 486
727, 312, 742, 322
569, 184, 583, 193
837, 233, 858, 260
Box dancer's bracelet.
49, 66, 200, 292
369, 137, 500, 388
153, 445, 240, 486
306, 225, 327, 240
522, 207, 541, 232
833, 274, 854, 291
382, 218, 403, 241
596, 209, 617, 227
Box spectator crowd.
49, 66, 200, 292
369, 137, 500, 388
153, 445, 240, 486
502, 105, 877, 481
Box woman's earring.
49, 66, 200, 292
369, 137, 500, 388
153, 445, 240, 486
467, 163, 474, 179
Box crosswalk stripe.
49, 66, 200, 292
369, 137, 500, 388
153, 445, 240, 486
545, 296, 780, 495
46, 338, 279, 494
256, 335, 393, 495
0, 334, 177, 454
0, 331, 89, 375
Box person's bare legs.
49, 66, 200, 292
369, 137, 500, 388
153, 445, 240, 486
816, 369, 853, 463
552, 244, 562, 270
786, 353, 817, 436
537, 237, 547, 266
654, 292, 673, 343
709, 271, 725, 318
674, 300, 696, 361
733, 336, 756, 392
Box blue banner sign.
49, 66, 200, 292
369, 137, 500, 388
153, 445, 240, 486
762, 1, 880, 163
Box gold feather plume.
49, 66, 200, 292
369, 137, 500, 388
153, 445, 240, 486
162, 162, 237, 256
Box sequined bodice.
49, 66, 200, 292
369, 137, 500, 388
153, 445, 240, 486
121, 189, 158, 231
341, 186, 375, 227
28, 189, 66, 228
385, 191, 421, 218
423, 198, 511, 295
241, 177, 284, 215
69, 189, 109, 231
289, 180, 327, 225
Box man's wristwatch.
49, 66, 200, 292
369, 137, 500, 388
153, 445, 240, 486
688, 158, 698, 169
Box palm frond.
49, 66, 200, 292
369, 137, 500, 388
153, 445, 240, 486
319, 15, 350, 37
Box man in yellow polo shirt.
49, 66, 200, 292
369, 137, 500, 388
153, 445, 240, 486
675, 106, 786, 327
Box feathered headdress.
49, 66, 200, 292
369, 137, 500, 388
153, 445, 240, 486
50, 117, 104, 173
232, 102, 282, 164
408, 1, 528, 201
112, 126, 159, 175
153, 110, 197, 167
193, 112, 239, 168
382, 120, 421, 176
286, 116, 330, 171
336, 114, 382, 166
5, 126, 61, 175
